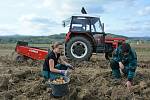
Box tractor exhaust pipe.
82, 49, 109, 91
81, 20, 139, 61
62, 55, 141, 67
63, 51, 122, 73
81, 7, 87, 14
102, 23, 104, 32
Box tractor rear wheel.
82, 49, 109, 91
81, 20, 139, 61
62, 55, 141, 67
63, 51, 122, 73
65, 36, 93, 61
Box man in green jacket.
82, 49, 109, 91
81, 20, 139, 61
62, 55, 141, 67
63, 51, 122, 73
110, 43, 137, 89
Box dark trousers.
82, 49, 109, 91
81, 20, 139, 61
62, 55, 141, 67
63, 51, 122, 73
110, 60, 136, 81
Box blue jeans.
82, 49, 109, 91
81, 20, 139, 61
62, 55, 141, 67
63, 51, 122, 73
42, 64, 68, 80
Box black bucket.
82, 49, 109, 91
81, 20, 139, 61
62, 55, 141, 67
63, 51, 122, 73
50, 76, 70, 97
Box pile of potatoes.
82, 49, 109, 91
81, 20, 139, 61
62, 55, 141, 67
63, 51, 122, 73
52, 77, 65, 84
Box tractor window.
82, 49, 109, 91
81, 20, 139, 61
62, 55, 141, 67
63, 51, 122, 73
83, 25, 90, 32
63, 17, 71, 27
72, 24, 83, 32
91, 18, 102, 32
71, 17, 90, 32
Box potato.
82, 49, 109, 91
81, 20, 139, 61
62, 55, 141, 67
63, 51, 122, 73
52, 77, 66, 84
60, 77, 63, 80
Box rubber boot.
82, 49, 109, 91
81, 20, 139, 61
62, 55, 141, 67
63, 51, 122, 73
112, 69, 121, 79
111, 69, 121, 85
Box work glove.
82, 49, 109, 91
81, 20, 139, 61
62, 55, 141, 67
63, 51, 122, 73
60, 69, 71, 77
126, 81, 132, 90
119, 62, 124, 70
65, 64, 75, 70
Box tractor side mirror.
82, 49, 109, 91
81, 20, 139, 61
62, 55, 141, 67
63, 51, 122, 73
62, 21, 65, 27
81, 7, 87, 14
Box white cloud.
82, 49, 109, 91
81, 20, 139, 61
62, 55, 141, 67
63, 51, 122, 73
0, 0, 150, 37
40, 0, 104, 18
18, 14, 49, 35
42, 0, 79, 18
106, 20, 150, 37
17, 14, 65, 36
0, 24, 18, 36
138, 6, 150, 16
11, 2, 25, 7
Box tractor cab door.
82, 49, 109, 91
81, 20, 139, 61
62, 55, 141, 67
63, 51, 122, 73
93, 33, 105, 53
90, 18, 105, 53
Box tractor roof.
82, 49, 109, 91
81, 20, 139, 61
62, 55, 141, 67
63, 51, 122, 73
62, 14, 101, 27
72, 14, 100, 18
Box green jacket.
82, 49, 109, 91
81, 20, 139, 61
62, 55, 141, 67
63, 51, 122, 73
113, 45, 137, 69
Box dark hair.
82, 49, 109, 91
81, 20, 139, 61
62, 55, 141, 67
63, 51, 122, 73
122, 43, 131, 53
51, 42, 63, 50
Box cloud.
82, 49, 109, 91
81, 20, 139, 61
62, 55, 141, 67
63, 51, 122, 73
18, 14, 62, 36
41, 0, 105, 18
19, 14, 58, 26
41, 0, 78, 18
0, 24, 18, 36
11, 2, 25, 7
106, 19, 150, 37
9, 0, 150, 36
0, 0, 149, 37
138, 6, 150, 16
84, 5, 104, 14
102, 0, 137, 13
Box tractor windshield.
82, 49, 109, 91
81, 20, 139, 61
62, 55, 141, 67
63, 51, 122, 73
70, 16, 102, 32
71, 16, 90, 32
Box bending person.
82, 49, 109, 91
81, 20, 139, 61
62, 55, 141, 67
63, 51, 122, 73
110, 43, 137, 90
42, 42, 74, 80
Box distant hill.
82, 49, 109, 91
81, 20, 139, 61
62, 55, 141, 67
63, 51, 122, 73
106, 33, 150, 41
106, 33, 128, 38
128, 37, 150, 40
0, 33, 128, 44
0, 33, 66, 44
1, 33, 149, 44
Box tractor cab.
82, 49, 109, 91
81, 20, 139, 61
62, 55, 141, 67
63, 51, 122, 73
63, 15, 104, 34
63, 15, 109, 61
63, 15, 106, 51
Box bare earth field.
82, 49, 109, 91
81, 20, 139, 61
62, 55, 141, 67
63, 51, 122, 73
0, 43, 150, 100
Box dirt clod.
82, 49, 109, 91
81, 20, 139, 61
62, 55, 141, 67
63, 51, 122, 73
0, 53, 150, 100
0, 77, 9, 91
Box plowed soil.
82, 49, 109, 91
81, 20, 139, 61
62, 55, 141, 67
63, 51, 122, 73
0, 46, 150, 100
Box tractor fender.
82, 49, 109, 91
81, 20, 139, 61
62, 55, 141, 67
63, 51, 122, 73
65, 32, 71, 42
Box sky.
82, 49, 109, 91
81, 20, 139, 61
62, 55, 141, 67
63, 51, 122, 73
0, 0, 150, 37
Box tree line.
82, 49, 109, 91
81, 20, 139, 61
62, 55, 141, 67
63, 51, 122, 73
0, 33, 66, 44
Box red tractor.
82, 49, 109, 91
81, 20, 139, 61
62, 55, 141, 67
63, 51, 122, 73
63, 10, 125, 61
